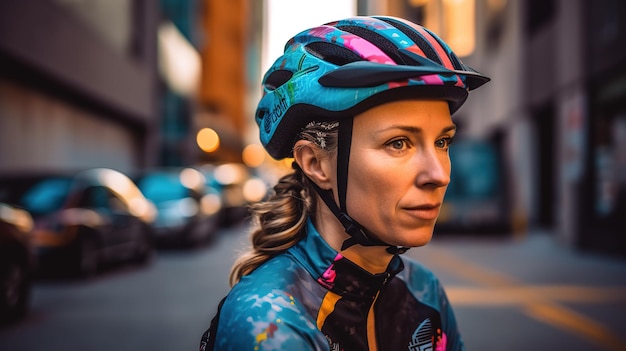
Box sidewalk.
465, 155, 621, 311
408, 231, 626, 351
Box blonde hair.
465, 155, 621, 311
229, 121, 339, 286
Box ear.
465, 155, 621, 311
293, 140, 333, 190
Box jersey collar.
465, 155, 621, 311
289, 218, 405, 300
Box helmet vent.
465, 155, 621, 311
264, 70, 293, 91
305, 42, 364, 66
376, 18, 443, 66
421, 27, 464, 70
336, 25, 405, 64
447, 51, 464, 71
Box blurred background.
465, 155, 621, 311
0, 0, 625, 350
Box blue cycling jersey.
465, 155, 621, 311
200, 219, 464, 351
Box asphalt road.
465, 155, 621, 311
0, 222, 247, 351
1, 221, 625, 351
409, 232, 626, 351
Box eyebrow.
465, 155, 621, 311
376, 124, 457, 135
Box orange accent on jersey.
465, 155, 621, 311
317, 291, 342, 330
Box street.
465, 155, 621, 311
0, 223, 246, 351
410, 232, 626, 351
1, 221, 625, 351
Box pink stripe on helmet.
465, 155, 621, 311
305, 25, 396, 65
420, 74, 445, 85
390, 18, 455, 69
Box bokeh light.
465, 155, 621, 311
197, 128, 220, 153
242, 144, 266, 168
180, 167, 205, 190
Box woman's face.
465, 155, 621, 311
345, 99, 455, 248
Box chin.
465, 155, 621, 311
391, 227, 435, 248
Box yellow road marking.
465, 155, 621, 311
411, 247, 626, 351
525, 302, 626, 351
446, 286, 626, 305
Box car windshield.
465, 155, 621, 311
20, 178, 73, 215
137, 174, 188, 203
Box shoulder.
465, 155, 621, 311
213, 255, 328, 350
398, 256, 465, 350
224, 254, 304, 315
397, 256, 448, 307
399, 255, 441, 286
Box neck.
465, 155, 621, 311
314, 207, 394, 274
342, 245, 394, 274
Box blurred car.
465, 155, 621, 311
134, 167, 222, 248
200, 163, 271, 226
0, 168, 157, 278
436, 138, 512, 235
0, 203, 35, 324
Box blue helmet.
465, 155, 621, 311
256, 16, 490, 252
256, 15, 490, 160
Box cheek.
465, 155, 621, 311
347, 158, 404, 215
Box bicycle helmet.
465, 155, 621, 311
255, 16, 490, 253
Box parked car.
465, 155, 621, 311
0, 168, 157, 278
0, 203, 35, 324
200, 163, 270, 226
134, 167, 222, 248
436, 138, 512, 235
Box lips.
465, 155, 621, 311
403, 203, 441, 221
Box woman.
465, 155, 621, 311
200, 15, 489, 351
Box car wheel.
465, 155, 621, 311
0, 259, 30, 324
185, 222, 204, 248
134, 228, 154, 265
76, 236, 99, 278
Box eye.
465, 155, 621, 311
386, 138, 409, 151
435, 136, 455, 150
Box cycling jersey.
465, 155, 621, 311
200, 218, 464, 351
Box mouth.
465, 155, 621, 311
403, 203, 441, 221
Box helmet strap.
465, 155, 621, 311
306, 171, 387, 250
336, 118, 352, 214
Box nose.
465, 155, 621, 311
415, 149, 450, 188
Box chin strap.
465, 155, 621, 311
297, 118, 410, 255
306, 177, 385, 249
306, 176, 409, 255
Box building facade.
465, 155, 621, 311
0, 0, 161, 175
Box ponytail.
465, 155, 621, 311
229, 166, 315, 285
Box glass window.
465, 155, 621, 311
137, 173, 188, 203
20, 178, 72, 215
